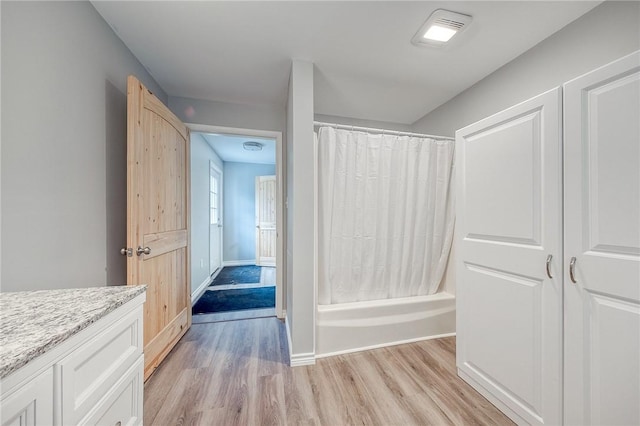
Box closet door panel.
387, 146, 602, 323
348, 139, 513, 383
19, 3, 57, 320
463, 110, 542, 244
564, 51, 640, 426
456, 87, 563, 426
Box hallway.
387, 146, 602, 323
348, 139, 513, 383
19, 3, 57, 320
143, 316, 512, 425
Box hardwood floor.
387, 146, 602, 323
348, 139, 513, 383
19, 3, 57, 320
144, 316, 513, 426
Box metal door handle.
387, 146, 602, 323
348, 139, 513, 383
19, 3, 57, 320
545, 254, 553, 279
569, 257, 577, 283
120, 247, 133, 257
137, 246, 151, 256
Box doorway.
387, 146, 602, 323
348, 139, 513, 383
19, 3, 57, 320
188, 124, 284, 321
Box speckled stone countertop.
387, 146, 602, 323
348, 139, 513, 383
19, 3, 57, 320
0, 285, 146, 379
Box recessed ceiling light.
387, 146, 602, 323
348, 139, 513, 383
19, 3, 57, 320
412, 9, 472, 48
423, 25, 457, 42
243, 141, 263, 151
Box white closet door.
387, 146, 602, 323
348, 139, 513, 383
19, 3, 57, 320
564, 51, 640, 426
456, 88, 563, 425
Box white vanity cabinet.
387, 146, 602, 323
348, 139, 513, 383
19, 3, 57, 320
0, 369, 53, 426
0, 287, 146, 426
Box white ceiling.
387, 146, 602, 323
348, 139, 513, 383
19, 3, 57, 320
199, 133, 276, 165
93, 1, 599, 124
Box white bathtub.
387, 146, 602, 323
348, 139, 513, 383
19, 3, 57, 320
316, 292, 456, 357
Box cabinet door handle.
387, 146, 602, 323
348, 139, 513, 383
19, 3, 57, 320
545, 254, 553, 279
569, 257, 577, 284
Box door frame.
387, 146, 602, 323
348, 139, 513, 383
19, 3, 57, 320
209, 160, 223, 276
187, 123, 285, 319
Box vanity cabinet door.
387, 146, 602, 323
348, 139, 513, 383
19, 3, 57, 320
1, 369, 53, 426
58, 306, 142, 425
78, 356, 143, 426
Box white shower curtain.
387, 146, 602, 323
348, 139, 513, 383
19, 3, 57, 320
318, 127, 455, 304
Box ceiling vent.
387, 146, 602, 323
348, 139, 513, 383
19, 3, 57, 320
412, 9, 472, 48
243, 141, 263, 151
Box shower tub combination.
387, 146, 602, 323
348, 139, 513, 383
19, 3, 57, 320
315, 124, 456, 358
316, 292, 455, 357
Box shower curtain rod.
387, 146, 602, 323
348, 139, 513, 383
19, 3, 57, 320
313, 121, 454, 141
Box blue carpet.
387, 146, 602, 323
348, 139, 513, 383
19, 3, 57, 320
211, 266, 261, 286
192, 287, 275, 314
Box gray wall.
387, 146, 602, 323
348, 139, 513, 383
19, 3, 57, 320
1, 1, 167, 292
412, 0, 640, 297
286, 59, 316, 360
413, 1, 640, 136
314, 113, 412, 133
190, 133, 224, 298
223, 162, 276, 263
169, 96, 285, 134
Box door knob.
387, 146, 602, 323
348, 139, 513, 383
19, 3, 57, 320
136, 246, 151, 256
120, 247, 132, 257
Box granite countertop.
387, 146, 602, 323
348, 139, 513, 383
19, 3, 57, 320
0, 285, 146, 379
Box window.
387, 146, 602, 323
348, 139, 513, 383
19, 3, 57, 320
210, 171, 219, 225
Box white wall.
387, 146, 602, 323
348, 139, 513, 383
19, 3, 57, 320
190, 133, 223, 298
169, 96, 285, 134
413, 1, 640, 136
286, 69, 294, 336
314, 113, 412, 133
223, 162, 276, 263
412, 0, 640, 296
1, 1, 167, 292
286, 59, 316, 362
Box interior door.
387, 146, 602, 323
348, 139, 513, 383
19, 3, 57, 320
209, 162, 222, 275
255, 175, 276, 267
563, 51, 640, 426
455, 88, 563, 425
126, 75, 191, 380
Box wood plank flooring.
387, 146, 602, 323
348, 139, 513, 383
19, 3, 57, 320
144, 316, 513, 426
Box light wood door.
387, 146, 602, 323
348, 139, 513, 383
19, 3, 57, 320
126, 75, 190, 380
563, 51, 640, 426
255, 175, 276, 267
209, 162, 222, 275
455, 88, 563, 425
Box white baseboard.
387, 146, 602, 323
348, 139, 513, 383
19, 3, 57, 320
290, 352, 316, 367
191, 275, 212, 305
222, 259, 256, 267
314, 332, 457, 359
285, 314, 316, 367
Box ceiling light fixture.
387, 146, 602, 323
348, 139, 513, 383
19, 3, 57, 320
423, 25, 457, 42
412, 9, 472, 48
243, 141, 263, 151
